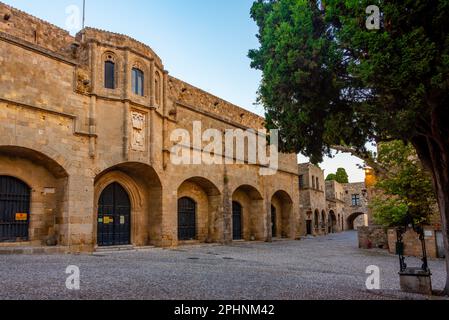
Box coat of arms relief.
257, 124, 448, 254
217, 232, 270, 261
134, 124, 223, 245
131, 111, 146, 151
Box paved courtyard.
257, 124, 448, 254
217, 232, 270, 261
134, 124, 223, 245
0, 232, 446, 300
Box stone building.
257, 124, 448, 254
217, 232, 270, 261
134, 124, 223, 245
298, 163, 327, 235
342, 182, 369, 230
325, 180, 345, 233
0, 3, 301, 253
299, 163, 369, 236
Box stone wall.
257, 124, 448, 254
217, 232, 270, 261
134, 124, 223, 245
0, 2, 300, 252
387, 227, 440, 259
357, 226, 388, 249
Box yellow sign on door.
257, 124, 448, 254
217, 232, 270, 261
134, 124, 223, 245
103, 216, 114, 224
15, 213, 28, 221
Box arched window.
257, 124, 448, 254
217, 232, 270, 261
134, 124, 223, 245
104, 61, 115, 89
155, 71, 161, 105
132, 68, 144, 96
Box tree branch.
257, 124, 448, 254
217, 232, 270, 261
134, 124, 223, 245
331, 145, 388, 177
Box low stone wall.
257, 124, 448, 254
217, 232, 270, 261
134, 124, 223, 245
358, 226, 388, 249
387, 227, 439, 259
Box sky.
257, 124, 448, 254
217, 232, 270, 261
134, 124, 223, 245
3, 0, 366, 182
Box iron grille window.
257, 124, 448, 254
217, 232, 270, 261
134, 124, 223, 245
178, 197, 196, 241
132, 68, 144, 96
352, 194, 361, 206
0, 176, 31, 242
104, 61, 115, 89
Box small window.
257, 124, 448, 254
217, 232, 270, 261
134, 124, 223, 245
312, 176, 315, 189
105, 61, 115, 89
352, 194, 361, 206
316, 177, 319, 190
132, 68, 144, 96
299, 175, 304, 189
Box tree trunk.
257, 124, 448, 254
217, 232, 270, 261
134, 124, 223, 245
412, 135, 449, 295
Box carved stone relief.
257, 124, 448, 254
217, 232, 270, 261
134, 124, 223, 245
131, 111, 146, 151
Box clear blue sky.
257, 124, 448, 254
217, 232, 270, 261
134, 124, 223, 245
3, 0, 365, 182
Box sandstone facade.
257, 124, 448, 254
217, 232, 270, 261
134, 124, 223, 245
299, 163, 368, 236
0, 3, 300, 252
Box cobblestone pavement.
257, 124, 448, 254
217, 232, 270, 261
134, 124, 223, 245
0, 231, 447, 300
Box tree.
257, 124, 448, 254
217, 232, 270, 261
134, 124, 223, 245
335, 168, 349, 184
325, 168, 349, 183
370, 141, 436, 227
249, 0, 449, 294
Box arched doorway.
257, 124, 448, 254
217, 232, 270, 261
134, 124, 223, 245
232, 185, 264, 241
328, 211, 337, 233
97, 182, 131, 247
321, 210, 326, 234
271, 205, 277, 238
0, 176, 31, 242
94, 162, 162, 247
178, 197, 197, 241
314, 210, 319, 233
177, 177, 221, 243
271, 190, 294, 239
232, 201, 243, 240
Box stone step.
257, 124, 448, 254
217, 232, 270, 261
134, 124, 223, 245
94, 245, 135, 253
0, 246, 69, 255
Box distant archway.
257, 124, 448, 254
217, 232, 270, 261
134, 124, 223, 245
347, 212, 367, 230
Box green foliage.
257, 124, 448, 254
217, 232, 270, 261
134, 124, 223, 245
335, 168, 349, 183
370, 197, 409, 227
370, 141, 436, 227
325, 168, 349, 183
249, 0, 449, 163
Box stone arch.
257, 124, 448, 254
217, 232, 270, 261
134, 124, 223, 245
314, 209, 320, 232
177, 177, 222, 243
0, 146, 69, 245
347, 212, 368, 230
328, 210, 337, 234
321, 210, 327, 234
94, 162, 162, 247
271, 190, 294, 239
232, 185, 264, 241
